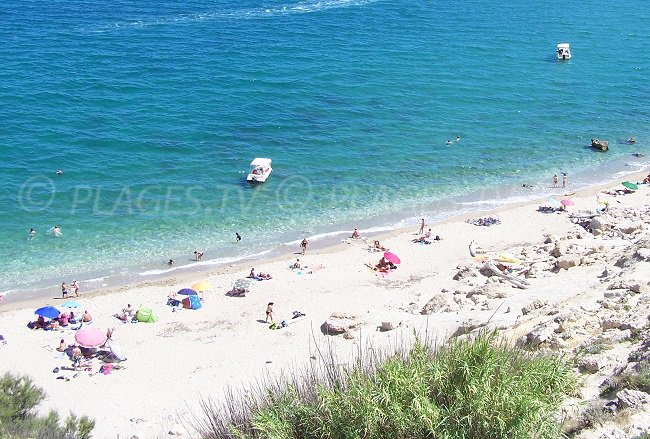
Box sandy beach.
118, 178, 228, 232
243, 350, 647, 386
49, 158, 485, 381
1, 171, 649, 438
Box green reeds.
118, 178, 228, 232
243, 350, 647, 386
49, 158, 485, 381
195, 331, 576, 439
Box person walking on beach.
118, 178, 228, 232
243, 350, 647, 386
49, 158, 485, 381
300, 238, 308, 255
562, 173, 567, 188
70, 280, 79, 297
194, 250, 204, 261
236, 232, 242, 242
61, 282, 69, 298
418, 218, 425, 235
265, 302, 274, 323
553, 174, 558, 188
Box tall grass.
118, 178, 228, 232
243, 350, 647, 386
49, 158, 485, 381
194, 331, 576, 439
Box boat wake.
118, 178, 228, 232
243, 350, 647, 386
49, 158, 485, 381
83, 0, 378, 33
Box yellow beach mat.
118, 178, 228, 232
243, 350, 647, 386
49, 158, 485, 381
497, 253, 521, 264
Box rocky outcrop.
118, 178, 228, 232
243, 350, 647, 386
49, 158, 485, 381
521, 299, 548, 315
591, 138, 609, 152
321, 312, 361, 335
421, 293, 460, 314
616, 389, 650, 410
451, 319, 486, 337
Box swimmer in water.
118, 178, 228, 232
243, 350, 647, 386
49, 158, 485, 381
446, 140, 452, 145
455, 136, 461, 142
29, 228, 36, 238
56, 169, 63, 175
51, 226, 62, 237
168, 259, 174, 266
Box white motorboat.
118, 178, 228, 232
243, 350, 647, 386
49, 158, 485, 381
557, 43, 571, 60
246, 158, 272, 183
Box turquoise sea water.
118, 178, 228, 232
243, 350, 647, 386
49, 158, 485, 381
0, 0, 648, 299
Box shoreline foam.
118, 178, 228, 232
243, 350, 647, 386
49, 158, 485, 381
3, 166, 647, 311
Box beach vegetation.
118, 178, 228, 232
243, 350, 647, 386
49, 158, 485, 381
0, 372, 94, 439
195, 330, 576, 438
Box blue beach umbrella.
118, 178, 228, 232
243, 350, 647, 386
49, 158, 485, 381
61, 301, 81, 308
34, 306, 60, 319
177, 288, 197, 296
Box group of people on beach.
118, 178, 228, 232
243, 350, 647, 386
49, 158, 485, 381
248, 268, 272, 280
29, 309, 92, 330
114, 304, 136, 322
553, 173, 568, 188
61, 280, 80, 298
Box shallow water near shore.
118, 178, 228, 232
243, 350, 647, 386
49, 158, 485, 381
0, 0, 649, 300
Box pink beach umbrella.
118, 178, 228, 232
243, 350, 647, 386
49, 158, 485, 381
560, 198, 575, 207
383, 251, 401, 265
75, 328, 106, 348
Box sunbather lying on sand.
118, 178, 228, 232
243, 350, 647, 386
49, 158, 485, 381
602, 189, 634, 196
468, 216, 501, 226
368, 257, 396, 273
373, 240, 387, 251
413, 229, 432, 243
248, 268, 272, 280
412, 229, 442, 244
114, 304, 135, 322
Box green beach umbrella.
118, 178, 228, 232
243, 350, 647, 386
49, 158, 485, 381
622, 181, 638, 191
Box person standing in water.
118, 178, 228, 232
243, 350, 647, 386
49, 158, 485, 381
562, 173, 567, 188
29, 228, 36, 239
235, 232, 242, 242
51, 226, 62, 236
553, 174, 558, 188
